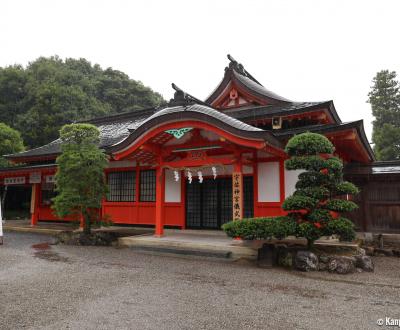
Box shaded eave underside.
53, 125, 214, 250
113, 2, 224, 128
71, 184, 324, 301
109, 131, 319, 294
273, 120, 375, 161
227, 100, 341, 124
345, 160, 400, 176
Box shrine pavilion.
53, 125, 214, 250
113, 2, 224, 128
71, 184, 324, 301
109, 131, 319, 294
0, 55, 374, 236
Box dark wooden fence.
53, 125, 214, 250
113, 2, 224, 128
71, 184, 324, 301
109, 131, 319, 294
344, 162, 400, 233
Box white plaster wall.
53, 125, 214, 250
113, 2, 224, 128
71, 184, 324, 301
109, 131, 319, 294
165, 169, 181, 203
257, 162, 280, 202
284, 169, 304, 198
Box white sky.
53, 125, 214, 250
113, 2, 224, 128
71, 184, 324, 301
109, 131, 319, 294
1, 0, 400, 141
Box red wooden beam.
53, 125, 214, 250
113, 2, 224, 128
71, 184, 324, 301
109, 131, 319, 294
113, 121, 268, 161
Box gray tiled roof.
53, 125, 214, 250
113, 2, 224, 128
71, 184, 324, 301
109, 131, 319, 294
138, 104, 263, 133
232, 70, 292, 103
7, 104, 266, 159
6, 110, 152, 159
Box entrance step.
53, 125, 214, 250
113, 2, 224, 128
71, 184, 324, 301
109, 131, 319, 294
129, 245, 232, 259
118, 235, 257, 260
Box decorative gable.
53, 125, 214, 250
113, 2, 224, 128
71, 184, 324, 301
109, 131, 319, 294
211, 84, 267, 110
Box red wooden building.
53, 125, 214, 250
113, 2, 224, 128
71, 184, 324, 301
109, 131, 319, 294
0, 55, 375, 235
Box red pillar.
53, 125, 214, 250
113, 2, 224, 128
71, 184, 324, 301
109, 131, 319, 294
30, 183, 40, 226
154, 166, 165, 237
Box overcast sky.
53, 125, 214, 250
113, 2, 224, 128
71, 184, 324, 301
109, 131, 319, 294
1, 0, 400, 140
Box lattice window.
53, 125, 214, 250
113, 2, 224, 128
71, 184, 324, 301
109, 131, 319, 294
140, 170, 156, 202
107, 171, 136, 202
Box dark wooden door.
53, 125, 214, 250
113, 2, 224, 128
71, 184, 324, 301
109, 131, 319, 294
186, 176, 254, 229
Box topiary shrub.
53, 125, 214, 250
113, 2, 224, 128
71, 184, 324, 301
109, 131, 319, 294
222, 132, 359, 250
283, 132, 359, 248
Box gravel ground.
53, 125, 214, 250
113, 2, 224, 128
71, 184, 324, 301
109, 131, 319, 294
0, 232, 399, 330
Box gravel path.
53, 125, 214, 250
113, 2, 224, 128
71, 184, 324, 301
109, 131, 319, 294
0, 232, 399, 330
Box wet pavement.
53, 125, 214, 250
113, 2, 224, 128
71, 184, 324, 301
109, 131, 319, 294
1, 232, 400, 330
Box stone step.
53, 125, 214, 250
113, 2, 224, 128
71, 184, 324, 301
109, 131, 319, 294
118, 235, 257, 260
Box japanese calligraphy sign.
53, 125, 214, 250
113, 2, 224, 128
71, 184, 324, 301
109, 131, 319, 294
232, 172, 243, 220
29, 172, 41, 184
4, 176, 25, 185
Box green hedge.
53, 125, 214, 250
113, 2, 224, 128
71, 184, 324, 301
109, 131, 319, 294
222, 216, 355, 242
222, 216, 296, 240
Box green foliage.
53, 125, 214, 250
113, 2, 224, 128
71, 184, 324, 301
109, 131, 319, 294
283, 133, 358, 247
285, 132, 335, 156
372, 123, 400, 160
324, 199, 358, 212
52, 124, 108, 234
295, 186, 330, 200
296, 222, 321, 247
306, 209, 332, 223
222, 217, 296, 240
222, 133, 359, 249
0, 56, 165, 148
368, 70, 400, 160
0, 123, 25, 167
324, 217, 355, 241
282, 195, 318, 211
335, 181, 360, 195
285, 155, 327, 171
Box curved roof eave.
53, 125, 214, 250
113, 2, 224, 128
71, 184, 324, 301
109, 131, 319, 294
108, 105, 284, 154
273, 120, 375, 162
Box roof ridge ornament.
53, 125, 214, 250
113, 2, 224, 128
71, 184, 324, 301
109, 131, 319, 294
168, 83, 209, 107
226, 54, 262, 86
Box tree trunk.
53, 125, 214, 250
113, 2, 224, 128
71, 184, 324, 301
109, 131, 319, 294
83, 211, 91, 235
1, 186, 7, 218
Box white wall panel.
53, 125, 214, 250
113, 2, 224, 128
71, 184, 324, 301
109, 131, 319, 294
284, 169, 303, 198
257, 162, 280, 202
165, 169, 181, 202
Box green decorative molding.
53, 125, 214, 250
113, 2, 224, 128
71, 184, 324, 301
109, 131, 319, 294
165, 127, 192, 139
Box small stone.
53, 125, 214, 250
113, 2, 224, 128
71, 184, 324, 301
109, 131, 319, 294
318, 262, 328, 271
328, 259, 337, 272
328, 256, 356, 274
356, 247, 366, 256
277, 250, 293, 268
356, 268, 363, 273
364, 246, 375, 256
355, 255, 374, 272
319, 255, 330, 263
294, 251, 318, 272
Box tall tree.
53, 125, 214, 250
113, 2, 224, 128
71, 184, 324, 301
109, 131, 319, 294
0, 56, 165, 148
53, 124, 108, 235
368, 70, 400, 160
0, 123, 25, 167
0, 123, 25, 213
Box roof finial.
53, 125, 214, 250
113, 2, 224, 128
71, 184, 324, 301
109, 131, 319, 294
168, 83, 208, 107
227, 54, 237, 63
